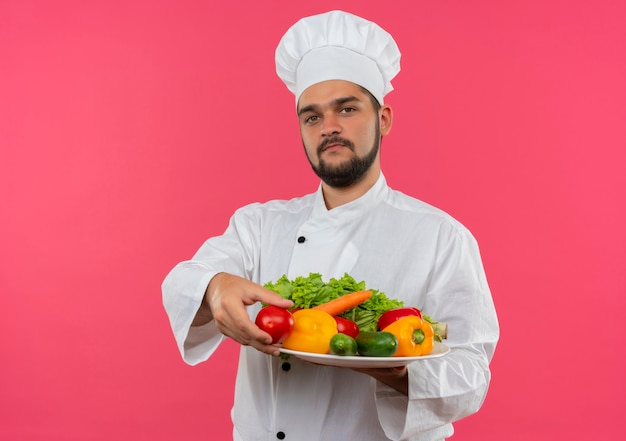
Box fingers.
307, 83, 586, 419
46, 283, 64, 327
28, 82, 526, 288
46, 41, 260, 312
244, 281, 293, 310
258, 291, 294, 309
224, 317, 282, 356
207, 273, 290, 356
209, 273, 293, 308
352, 366, 408, 378
353, 366, 409, 395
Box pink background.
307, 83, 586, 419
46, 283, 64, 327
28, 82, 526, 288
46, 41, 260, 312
1, 0, 625, 439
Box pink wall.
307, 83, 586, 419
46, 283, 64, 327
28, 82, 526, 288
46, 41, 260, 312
1, 1, 624, 439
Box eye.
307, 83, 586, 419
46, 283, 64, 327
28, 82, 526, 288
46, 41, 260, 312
339, 106, 357, 114
303, 115, 319, 124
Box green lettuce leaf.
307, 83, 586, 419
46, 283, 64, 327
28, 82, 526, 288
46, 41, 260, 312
264, 273, 404, 332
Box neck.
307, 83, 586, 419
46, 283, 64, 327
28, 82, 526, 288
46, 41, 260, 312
321, 167, 380, 209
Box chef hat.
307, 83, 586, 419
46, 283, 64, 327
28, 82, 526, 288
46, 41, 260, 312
275, 10, 401, 105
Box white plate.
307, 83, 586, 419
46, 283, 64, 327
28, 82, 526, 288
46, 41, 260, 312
279, 342, 450, 368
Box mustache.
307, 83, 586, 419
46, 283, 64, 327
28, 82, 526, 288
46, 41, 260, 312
317, 136, 355, 155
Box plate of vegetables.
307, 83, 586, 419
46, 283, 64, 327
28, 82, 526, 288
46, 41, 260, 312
258, 273, 450, 368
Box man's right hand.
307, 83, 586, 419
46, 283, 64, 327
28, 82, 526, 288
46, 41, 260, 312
193, 272, 293, 356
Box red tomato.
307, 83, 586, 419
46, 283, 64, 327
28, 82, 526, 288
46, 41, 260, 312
333, 316, 360, 339
255, 306, 294, 344
377, 307, 422, 331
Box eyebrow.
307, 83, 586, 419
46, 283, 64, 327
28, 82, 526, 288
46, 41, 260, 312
297, 95, 362, 117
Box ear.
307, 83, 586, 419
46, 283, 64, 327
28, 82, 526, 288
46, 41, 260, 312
379, 105, 393, 136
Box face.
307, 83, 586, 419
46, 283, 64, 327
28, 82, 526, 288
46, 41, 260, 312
297, 80, 392, 188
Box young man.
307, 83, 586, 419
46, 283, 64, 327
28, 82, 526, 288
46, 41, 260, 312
163, 10, 499, 441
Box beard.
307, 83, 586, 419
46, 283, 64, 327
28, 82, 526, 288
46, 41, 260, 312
306, 122, 381, 189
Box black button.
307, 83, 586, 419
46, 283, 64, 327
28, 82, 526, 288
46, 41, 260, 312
297, 236, 306, 243
281, 362, 291, 372
276, 431, 285, 439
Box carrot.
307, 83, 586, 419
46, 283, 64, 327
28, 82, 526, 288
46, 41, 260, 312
313, 290, 372, 316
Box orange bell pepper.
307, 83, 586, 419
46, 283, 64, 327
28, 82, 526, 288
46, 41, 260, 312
382, 315, 435, 357
282, 309, 338, 354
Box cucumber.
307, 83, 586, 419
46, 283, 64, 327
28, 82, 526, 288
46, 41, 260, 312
355, 331, 398, 357
329, 333, 358, 356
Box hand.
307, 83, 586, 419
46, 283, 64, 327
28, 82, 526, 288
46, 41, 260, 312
203, 273, 293, 356
351, 366, 408, 395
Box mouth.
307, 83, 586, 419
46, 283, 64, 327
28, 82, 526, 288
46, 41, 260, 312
318, 137, 353, 155
321, 143, 346, 153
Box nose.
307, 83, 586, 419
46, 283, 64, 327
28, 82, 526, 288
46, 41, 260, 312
320, 113, 341, 136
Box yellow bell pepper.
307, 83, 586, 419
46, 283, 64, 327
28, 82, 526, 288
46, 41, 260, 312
382, 315, 435, 357
282, 309, 338, 354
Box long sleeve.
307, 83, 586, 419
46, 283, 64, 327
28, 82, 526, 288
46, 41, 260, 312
375, 225, 499, 440
161, 205, 262, 365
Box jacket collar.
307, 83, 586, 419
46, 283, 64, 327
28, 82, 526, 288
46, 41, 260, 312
310, 172, 389, 222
